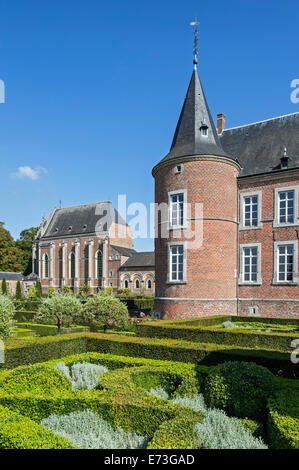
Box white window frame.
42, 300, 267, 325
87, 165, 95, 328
273, 185, 298, 227
273, 240, 298, 285
240, 191, 262, 230
167, 241, 187, 283
168, 189, 187, 230
239, 243, 262, 285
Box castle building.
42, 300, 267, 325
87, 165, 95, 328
33, 201, 155, 295
152, 60, 299, 319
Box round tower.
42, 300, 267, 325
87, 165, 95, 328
152, 65, 241, 319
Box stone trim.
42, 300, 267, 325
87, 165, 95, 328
152, 154, 241, 176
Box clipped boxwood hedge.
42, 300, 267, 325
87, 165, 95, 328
267, 379, 299, 449
0, 354, 205, 447
17, 322, 89, 337
0, 352, 297, 449
1, 332, 295, 377
0, 405, 73, 449
136, 319, 299, 351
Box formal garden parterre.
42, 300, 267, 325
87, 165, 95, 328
0, 289, 298, 449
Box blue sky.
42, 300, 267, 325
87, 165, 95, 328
0, 0, 298, 251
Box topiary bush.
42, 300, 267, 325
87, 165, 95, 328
37, 293, 83, 328
204, 361, 277, 421
82, 294, 129, 332
0, 295, 16, 339
0, 364, 72, 394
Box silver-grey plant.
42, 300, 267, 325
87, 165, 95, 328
41, 410, 147, 449
54, 361, 108, 389
147, 386, 169, 400
194, 408, 268, 449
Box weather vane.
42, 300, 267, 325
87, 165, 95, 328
190, 18, 199, 66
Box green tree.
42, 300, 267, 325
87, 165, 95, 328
37, 294, 83, 330
15, 280, 23, 300
1, 279, 7, 295
82, 294, 129, 333
78, 284, 91, 298
15, 226, 39, 275
36, 280, 42, 298
0, 222, 23, 273
0, 295, 16, 338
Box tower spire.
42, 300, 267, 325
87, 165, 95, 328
190, 19, 199, 68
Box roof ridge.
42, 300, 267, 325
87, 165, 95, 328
223, 112, 299, 132
57, 201, 111, 211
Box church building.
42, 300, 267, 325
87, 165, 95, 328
33, 201, 155, 295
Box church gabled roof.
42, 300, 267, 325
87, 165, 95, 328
153, 66, 233, 171
40, 201, 128, 239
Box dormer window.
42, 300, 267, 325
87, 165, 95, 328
200, 125, 208, 137
68, 226, 72, 231
83, 224, 87, 230
55, 228, 59, 232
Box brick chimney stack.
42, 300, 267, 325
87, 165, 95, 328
217, 113, 226, 134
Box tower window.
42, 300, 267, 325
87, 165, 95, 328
174, 164, 183, 174
200, 125, 208, 136
168, 190, 187, 229
168, 243, 186, 283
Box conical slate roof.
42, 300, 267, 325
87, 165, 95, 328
156, 67, 232, 167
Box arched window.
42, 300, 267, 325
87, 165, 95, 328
43, 254, 49, 278
84, 246, 89, 280
147, 279, 152, 289
97, 250, 103, 279
70, 252, 76, 279
124, 279, 128, 289
58, 248, 63, 281
135, 279, 140, 289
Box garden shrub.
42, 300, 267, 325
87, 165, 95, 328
194, 409, 267, 449
82, 294, 129, 332
0, 364, 72, 394
204, 361, 277, 421
37, 294, 83, 327
1, 331, 294, 377
54, 361, 108, 389
41, 409, 148, 449
148, 414, 199, 449
0, 405, 73, 449
267, 382, 299, 449
0, 295, 16, 339
136, 317, 299, 351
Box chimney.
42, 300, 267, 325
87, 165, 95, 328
217, 113, 226, 134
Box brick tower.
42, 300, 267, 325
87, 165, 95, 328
152, 59, 241, 319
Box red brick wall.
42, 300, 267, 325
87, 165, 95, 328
238, 174, 299, 318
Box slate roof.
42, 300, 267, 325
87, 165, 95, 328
119, 251, 155, 269
220, 112, 299, 177
26, 272, 39, 281
0, 272, 24, 281
110, 245, 136, 257
41, 202, 127, 239
154, 67, 232, 170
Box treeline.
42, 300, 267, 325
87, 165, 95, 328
0, 222, 39, 275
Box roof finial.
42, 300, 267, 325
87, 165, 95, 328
190, 18, 199, 68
